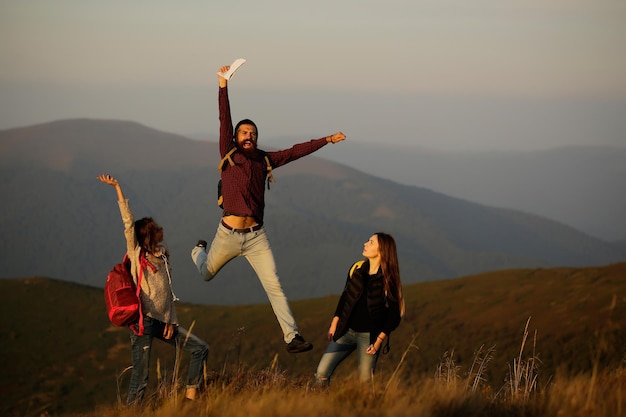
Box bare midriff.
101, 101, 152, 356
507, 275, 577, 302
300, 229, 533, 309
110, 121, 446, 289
222, 215, 258, 229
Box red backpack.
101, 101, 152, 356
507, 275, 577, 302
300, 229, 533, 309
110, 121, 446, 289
104, 254, 145, 335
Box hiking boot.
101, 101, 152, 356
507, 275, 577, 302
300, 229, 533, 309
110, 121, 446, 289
286, 334, 313, 353
196, 240, 207, 249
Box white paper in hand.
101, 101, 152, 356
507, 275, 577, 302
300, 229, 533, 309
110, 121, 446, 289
218, 58, 246, 80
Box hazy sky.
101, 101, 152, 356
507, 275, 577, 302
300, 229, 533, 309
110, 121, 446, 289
1, 0, 625, 150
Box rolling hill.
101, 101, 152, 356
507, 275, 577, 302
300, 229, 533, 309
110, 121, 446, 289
0, 118, 624, 305
1, 263, 624, 416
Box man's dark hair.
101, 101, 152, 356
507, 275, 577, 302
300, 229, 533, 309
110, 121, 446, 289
234, 119, 258, 138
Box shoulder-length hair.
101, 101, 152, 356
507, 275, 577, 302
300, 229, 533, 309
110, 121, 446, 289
134, 217, 168, 257
375, 232, 405, 317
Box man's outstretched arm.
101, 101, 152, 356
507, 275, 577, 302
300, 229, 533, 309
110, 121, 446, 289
268, 131, 347, 168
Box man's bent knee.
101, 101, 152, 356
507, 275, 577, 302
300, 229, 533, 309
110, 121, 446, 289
201, 269, 216, 282
191, 247, 216, 281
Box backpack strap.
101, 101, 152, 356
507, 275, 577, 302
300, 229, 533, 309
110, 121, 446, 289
349, 260, 365, 278
217, 147, 238, 172
129, 251, 152, 336
218, 147, 276, 190
263, 154, 275, 189
131, 263, 145, 336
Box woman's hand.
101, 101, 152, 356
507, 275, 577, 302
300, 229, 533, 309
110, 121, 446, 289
163, 323, 176, 340
327, 324, 336, 341
366, 344, 378, 355
97, 174, 125, 202
97, 174, 119, 186
366, 333, 386, 355
327, 316, 339, 340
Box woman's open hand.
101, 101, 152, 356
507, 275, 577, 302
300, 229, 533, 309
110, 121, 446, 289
97, 174, 119, 186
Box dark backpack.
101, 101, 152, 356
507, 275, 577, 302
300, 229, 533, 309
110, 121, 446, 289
217, 147, 275, 208
104, 254, 145, 335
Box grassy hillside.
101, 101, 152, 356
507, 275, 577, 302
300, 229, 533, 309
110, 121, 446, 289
1, 262, 625, 416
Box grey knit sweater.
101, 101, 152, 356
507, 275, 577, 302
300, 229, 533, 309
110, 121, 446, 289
118, 199, 178, 325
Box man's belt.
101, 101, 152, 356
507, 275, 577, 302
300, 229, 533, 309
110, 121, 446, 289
221, 219, 263, 233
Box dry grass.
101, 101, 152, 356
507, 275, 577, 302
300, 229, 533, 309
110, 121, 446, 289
83, 365, 626, 417
80, 320, 625, 417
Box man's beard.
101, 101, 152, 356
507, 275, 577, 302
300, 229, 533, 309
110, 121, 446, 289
236, 140, 258, 158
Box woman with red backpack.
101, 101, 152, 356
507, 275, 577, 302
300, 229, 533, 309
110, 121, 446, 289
98, 174, 208, 404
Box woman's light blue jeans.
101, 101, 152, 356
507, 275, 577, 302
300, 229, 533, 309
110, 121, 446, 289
191, 222, 299, 343
127, 316, 209, 405
315, 329, 379, 385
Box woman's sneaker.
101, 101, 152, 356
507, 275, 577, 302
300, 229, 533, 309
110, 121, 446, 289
286, 334, 313, 353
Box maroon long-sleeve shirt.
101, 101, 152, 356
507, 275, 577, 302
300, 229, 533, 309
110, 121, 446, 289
218, 86, 329, 223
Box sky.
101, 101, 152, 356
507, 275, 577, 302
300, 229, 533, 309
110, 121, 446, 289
1, 0, 625, 151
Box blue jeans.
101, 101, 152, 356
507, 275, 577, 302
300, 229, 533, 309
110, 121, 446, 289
191, 222, 299, 343
127, 316, 209, 405
315, 329, 379, 385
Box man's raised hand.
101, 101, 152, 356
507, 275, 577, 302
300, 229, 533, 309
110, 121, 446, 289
327, 132, 346, 144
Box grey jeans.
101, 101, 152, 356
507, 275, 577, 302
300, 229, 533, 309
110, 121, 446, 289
191, 221, 299, 343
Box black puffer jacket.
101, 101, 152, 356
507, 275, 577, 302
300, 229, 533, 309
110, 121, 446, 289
333, 259, 402, 346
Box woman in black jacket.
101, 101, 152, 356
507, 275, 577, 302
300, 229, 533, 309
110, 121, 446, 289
315, 232, 405, 385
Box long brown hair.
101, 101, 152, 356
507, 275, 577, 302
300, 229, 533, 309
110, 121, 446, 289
134, 217, 168, 257
375, 232, 405, 317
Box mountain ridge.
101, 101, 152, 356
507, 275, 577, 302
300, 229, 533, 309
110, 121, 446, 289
0, 118, 623, 305
262, 138, 626, 242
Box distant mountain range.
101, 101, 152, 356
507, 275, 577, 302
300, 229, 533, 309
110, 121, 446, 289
1, 119, 624, 305
262, 137, 626, 242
